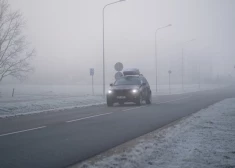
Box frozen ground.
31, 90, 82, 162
74, 98, 235, 168
0, 84, 226, 117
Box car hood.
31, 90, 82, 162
111, 85, 140, 90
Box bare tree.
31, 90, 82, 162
0, 0, 35, 83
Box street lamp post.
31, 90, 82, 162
181, 39, 195, 91
155, 24, 172, 93
197, 47, 209, 89
103, 0, 125, 97
198, 63, 201, 89
168, 70, 172, 94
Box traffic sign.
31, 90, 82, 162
168, 70, 172, 74
115, 72, 123, 80
114, 62, 123, 72
90, 68, 94, 76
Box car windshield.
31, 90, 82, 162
114, 76, 141, 85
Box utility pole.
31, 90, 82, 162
181, 39, 196, 91
155, 24, 172, 93
168, 70, 172, 94
182, 48, 184, 91
198, 63, 201, 90
90, 68, 94, 95
102, 0, 126, 97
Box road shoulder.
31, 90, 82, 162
70, 98, 235, 168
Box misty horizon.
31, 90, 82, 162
2, 0, 235, 85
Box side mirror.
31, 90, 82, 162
142, 82, 146, 86
110, 83, 113, 87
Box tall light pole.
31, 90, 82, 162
198, 63, 201, 89
168, 70, 172, 94
197, 47, 210, 89
181, 39, 196, 91
233, 65, 235, 82
190, 46, 209, 89
155, 24, 172, 93
103, 0, 126, 97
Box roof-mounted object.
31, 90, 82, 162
123, 68, 140, 76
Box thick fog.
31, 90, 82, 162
4, 0, 235, 85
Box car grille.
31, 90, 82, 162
114, 89, 131, 96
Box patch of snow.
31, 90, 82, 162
0, 95, 105, 118
75, 98, 235, 168
0, 84, 227, 118
0, 102, 106, 118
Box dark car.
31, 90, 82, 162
107, 75, 152, 106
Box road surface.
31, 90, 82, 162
0, 86, 234, 168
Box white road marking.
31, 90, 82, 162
0, 95, 193, 137
0, 126, 46, 137
66, 112, 113, 123
122, 106, 146, 112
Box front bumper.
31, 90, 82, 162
107, 90, 140, 103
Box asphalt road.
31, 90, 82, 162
0, 86, 234, 168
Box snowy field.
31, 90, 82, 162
0, 84, 225, 117
73, 98, 235, 168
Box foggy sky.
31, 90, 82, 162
4, 0, 235, 85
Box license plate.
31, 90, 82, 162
117, 96, 126, 99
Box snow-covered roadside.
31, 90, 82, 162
0, 95, 105, 118
0, 84, 226, 118
73, 98, 235, 168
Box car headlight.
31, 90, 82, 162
108, 90, 112, 94
132, 89, 138, 93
